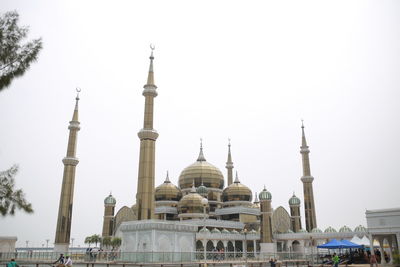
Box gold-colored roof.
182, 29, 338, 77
178, 185, 207, 214
155, 172, 182, 201
222, 172, 252, 202
179, 147, 224, 189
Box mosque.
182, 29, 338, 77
53, 48, 369, 258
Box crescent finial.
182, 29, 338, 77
150, 44, 155, 51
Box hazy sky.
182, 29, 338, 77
1, 0, 399, 248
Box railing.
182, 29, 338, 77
0, 251, 321, 265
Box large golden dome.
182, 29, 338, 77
179, 146, 224, 190
155, 172, 182, 201
222, 172, 252, 202
178, 185, 208, 214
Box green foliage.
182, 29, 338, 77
84, 236, 93, 247
0, 164, 33, 216
101, 236, 112, 248
393, 253, 400, 265
110, 237, 121, 249
0, 10, 42, 91
85, 234, 102, 247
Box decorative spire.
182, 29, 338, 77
146, 44, 155, 86
197, 138, 206, 161
301, 119, 308, 148
226, 139, 234, 185
234, 171, 240, 183
72, 88, 80, 122
165, 171, 170, 183
190, 180, 196, 193
227, 139, 232, 163
254, 192, 259, 203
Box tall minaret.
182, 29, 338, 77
226, 139, 234, 186
54, 90, 81, 253
136, 46, 159, 220
300, 121, 317, 232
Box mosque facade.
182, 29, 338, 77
96, 49, 370, 257
53, 48, 370, 257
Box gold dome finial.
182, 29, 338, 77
165, 171, 170, 183
234, 171, 240, 183
197, 138, 206, 161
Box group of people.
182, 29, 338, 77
53, 253, 73, 267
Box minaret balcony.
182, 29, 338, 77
62, 156, 79, 166
142, 86, 158, 97
68, 121, 80, 130
137, 129, 159, 140
301, 176, 314, 182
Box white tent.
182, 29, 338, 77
351, 235, 372, 246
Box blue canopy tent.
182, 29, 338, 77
317, 239, 347, 249
341, 239, 362, 248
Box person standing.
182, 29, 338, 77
7, 259, 19, 267
370, 254, 378, 267
53, 253, 64, 267
332, 253, 340, 267
64, 255, 72, 267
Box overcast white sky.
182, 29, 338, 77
1, 0, 399, 248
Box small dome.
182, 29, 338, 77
324, 226, 337, 233
339, 225, 352, 232
231, 229, 239, 234
155, 172, 182, 201
199, 227, 210, 233
196, 181, 208, 197
259, 186, 272, 201
354, 225, 367, 232
222, 172, 252, 202
178, 185, 207, 214
221, 229, 230, 234
286, 229, 294, 234
211, 228, 221, 234
298, 228, 308, 233
311, 228, 322, 233
289, 193, 301, 206
104, 193, 116, 205
179, 145, 224, 190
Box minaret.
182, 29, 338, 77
136, 46, 159, 220
54, 90, 81, 253
300, 121, 317, 232
259, 186, 274, 254
102, 193, 116, 237
289, 192, 302, 233
225, 139, 234, 186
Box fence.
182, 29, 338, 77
0, 251, 320, 265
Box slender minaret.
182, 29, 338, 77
226, 139, 234, 186
54, 90, 81, 252
300, 121, 317, 232
102, 193, 116, 237
136, 46, 159, 220
289, 192, 302, 233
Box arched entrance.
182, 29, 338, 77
292, 240, 301, 252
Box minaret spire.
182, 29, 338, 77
54, 89, 81, 252
197, 138, 206, 161
136, 45, 159, 220
300, 121, 317, 231
226, 139, 234, 185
